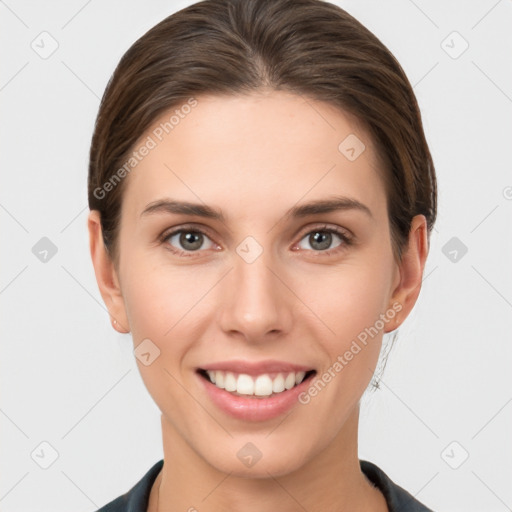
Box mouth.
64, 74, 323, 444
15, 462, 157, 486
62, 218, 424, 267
195, 360, 318, 421
196, 367, 317, 399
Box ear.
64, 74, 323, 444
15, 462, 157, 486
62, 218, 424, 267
385, 214, 429, 333
87, 210, 130, 333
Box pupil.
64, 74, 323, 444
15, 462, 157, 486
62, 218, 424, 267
311, 231, 331, 250
181, 231, 202, 250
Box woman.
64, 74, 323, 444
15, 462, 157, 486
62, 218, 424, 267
88, 0, 437, 510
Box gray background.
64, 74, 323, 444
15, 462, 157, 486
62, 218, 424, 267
1, 1, 511, 511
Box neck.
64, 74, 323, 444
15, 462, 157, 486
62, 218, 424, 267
148, 405, 388, 512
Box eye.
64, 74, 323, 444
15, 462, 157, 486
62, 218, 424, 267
162, 227, 216, 255
295, 226, 352, 254
160, 224, 352, 257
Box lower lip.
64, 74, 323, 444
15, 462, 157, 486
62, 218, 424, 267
197, 372, 314, 422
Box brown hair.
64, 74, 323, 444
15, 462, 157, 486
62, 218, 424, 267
88, 0, 437, 267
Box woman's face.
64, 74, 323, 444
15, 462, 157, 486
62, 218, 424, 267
91, 90, 422, 477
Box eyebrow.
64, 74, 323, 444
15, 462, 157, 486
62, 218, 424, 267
140, 195, 373, 221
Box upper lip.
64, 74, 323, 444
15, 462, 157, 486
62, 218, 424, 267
199, 359, 314, 376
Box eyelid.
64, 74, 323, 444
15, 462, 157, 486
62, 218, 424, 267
295, 223, 353, 242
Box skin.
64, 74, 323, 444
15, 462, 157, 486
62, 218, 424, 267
88, 89, 428, 512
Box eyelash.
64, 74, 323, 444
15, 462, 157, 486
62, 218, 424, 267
159, 223, 353, 258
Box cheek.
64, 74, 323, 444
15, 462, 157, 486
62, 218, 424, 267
120, 252, 202, 341
293, 262, 391, 427
298, 258, 393, 351
119, 259, 205, 420
121, 235, 394, 355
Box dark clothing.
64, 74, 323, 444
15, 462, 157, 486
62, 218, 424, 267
96, 459, 434, 511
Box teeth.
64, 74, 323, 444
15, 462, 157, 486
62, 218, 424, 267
204, 370, 309, 397
237, 374, 254, 395
284, 373, 295, 390
224, 372, 237, 392
254, 375, 273, 396
272, 374, 285, 393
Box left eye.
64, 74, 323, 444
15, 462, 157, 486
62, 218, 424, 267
297, 229, 347, 252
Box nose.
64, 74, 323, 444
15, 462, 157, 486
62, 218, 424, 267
219, 249, 293, 344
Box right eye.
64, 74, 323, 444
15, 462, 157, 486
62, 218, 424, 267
162, 227, 217, 256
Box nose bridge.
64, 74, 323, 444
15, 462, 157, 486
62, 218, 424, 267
219, 245, 291, 340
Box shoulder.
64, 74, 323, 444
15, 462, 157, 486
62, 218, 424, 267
360, 459, 435, 512
94, 459, 164, 512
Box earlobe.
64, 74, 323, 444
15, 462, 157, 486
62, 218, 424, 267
87, 210, 130, 333
385, 214, 429, 333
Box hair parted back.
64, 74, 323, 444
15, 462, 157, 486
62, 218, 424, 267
88, 0, 437, 266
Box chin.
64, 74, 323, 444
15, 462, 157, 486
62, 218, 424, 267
195, 431, 316, 479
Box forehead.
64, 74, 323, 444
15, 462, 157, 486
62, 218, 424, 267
121, 90, 387, 220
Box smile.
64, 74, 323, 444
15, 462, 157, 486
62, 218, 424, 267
196, 360, 317, 421
198, 369, 316, 397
